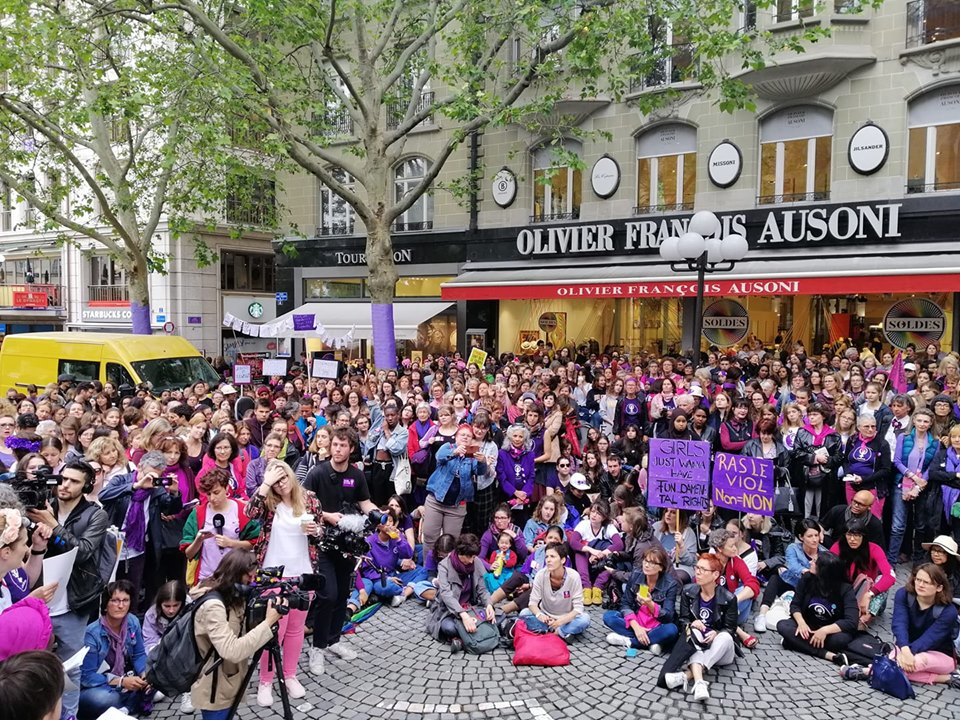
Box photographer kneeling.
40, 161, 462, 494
190, 549, 284, 720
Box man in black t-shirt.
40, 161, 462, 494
303, 426, 378, 676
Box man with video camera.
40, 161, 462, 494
303, 426, 378, 676
26, 460, 108, 720
99, 451, 182, 613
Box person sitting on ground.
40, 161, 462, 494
425, 533, 496, 653
484, 531, 520, 593
830, 517, 895, 630
489, 525, 566, 615
775, 550, 860, 665
652, 508, 697, 584
518, 542, 590, 641
522, 495, 562, 553
348, 509, 428, 610
841, 563, 960, 688
820, 490, 886, 548
0, 650, 65, 720
659, 553, 740, 702
406, 534, 457, 606
754, 517, 825, 633
709, 528, 761, 649
569, 499, 622, 607
603, 545, 680, 655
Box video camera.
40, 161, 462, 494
316, 510, 383, 558
237, 566, 324, 626
5, 467, 63, 510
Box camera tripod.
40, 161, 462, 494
215, 626, 295, 720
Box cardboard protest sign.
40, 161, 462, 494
467, 347, 488, 369
712, 452, 776, 517
647, 438, 711, 511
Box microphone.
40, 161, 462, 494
213, 513, 225, 536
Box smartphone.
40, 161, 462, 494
638, 584, 650, 600
182, 498, 200, 509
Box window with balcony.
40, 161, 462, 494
758, 106, 832, 205
907, 85, 960, 193
312, 80, 355, 138
225, 172, 276, 227
89, 256, 128, 303
635, 124, 697, 214
393, 157, 434, 232
220, 251, 275, 292
227, 113, 269, 149
387, 89, 435, 131
741, 0, 758, 30
629, 20, 694, 92
775, 0, 815, 22
532, 140, 582, 222
907, 0, 960, 48
318, 168, 357, 236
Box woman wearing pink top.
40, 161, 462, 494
830, 517, 894, 630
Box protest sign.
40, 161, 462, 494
467, 347, 488, 368
712, 452, 776, 516
233, 364, 252, 385
647, 438, 711, 511
262, 359, 287, 377
313, 359, 340, 379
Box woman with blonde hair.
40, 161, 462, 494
135, 418, 173, 463
184, 414, 209, 477
245, 460, 321, 707
86, 436, 132, 488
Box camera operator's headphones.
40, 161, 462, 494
71, 460, 97, 494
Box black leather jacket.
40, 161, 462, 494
47, 497, 110, 610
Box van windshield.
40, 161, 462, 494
130, 357, 221, 393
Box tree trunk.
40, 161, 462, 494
365, 219, 399, 369
128, 256, 152, 335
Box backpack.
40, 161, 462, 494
454, 616, 500, 655
99, 525, 122, 585
145, 591, 223, 697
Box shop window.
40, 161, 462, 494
532, 140, 582, 222
758, 106, 832, 205
775, 0, 815, 22
907, 86, 960, 193
221, 251, 275, 292
635, 124, 697, 214
304, 278, 363, 299
318, 168, 357, 236
394, 276, 452, 298
393, 157, 434, 232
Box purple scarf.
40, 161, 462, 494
124, 486, 153, 554
943, 448, 960, 518
449, 553, 474, 606
100, 616, 129, 677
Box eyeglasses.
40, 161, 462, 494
694, 565, 715, 573
642, 558, 663, 567
494, 515, 510, 521
850, 499, 872, 509
557, 463, 571, 468
108, 597, 131, 605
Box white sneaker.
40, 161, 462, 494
257, 682, 274, 707
648, 643, 663, 656
390, 594, 405, 608
327, 642, 358, 661
179, 694, 195, 713
152, 690, 165, 703
605, 632, 632, 648
284, 676, 306, 699
754, 613, 767, 633
308, 647, 325, 676
664, 672, 689, 691
693, 680, 710, 702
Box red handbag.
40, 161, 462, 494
511, 620, 571, 667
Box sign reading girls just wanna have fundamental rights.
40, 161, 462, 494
647, 439, 711, 511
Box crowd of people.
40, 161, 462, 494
1, 336, 960, 719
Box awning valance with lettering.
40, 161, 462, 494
440, 252, 960, 301
226, 301, 454, 341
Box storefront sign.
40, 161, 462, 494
82, 307, 132, 321
590, 156, 620, 199
13, 291, 48, 308
491, 168, 517, 208
848, 123, 889, 176
538, 312, 558, 332
334, 249, 413, 265
512, 202, 902, 258
701, 300, 749, 346
882, 298, 945, 349
707, 141, 743, 188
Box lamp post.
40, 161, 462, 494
659, 211, 750, 358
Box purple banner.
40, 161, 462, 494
293, 314, 315, 331
647, 438, 711, 511
712, 452, 776, 517
371, 303, 397, 370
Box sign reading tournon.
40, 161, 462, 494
883, 298, 945, 349
701, 299, 749, 346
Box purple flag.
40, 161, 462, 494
293, 314, 315, 331
647, 438, 711, 512
888, 350, 907, 394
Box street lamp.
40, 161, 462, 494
659, 211, 750, 358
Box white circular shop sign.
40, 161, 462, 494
848, 123, 889, 176
492, 168, 517, 208
590, 155, 620, 199
707, 141, 742, 188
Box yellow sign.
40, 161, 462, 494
467, 347, 488, 368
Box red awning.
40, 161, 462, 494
441, 253, 960, 301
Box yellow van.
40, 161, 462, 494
0, 332, 221, 394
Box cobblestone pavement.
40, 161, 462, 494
153, 594, 960, 720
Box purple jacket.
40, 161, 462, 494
359, 532, 413, 581
496, 447, 535, 497
480, 522, 530, 565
